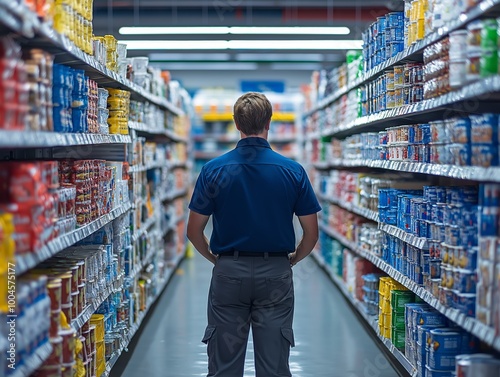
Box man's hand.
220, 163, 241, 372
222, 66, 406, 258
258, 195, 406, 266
187, 211, 217, 265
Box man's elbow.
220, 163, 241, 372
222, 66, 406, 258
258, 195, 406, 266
186, 223, 196, 242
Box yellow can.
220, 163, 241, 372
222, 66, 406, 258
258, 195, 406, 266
417, 18, 425, 40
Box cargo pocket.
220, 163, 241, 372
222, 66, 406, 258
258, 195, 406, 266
202, 325, 217, 375
202, 325, 216, 344
281, 327, 295, 348
278, 327, 295, 376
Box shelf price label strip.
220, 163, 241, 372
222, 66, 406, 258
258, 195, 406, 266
0, 131, 132, 148
318, 222, 499, 352
304, 0, 500, 117
128, 122, 188, 143
317, 193, 379, 222
313, 159, 500, 183
16, 203, 132, 276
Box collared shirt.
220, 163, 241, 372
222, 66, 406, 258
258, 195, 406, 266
189, 137, 321, 254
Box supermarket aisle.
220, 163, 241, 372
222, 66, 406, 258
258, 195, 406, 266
113, 252, 401, 377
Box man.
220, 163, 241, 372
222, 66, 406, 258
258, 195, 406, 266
187, 92, 321, 377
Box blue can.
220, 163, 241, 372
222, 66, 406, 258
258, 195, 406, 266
461, 226, 478, 247
388, 12, 404, 28
452, 117, 471, 143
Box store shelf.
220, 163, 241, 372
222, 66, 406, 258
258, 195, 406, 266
132, 215, 158, 242
10, 341, 53, 377
313, 159, 500, 183
378, 223, 428, 249
305, 0, 500, 117
71, 275, 124, 332
318, 222, 500, 353
160, 187, 188, 203
321, 76, 500, 138
317, 193, 379, 222
128, 122, 187, 143
202, 112, 295, 122
312, 251, 417, 377
0, 2, 183, 115
129, 161, 167, 173
101, 252, 185, 377
0, 131, 131, 148
128, 247, 159, 281
16, 203, 132, 276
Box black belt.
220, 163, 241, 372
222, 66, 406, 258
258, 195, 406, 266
218, 251, 289, 258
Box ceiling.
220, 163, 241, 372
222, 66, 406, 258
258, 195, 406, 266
91, 1, 399, 87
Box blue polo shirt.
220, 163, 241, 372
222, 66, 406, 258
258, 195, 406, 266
189, 137, 321, 254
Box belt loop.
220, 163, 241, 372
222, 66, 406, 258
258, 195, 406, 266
233, 250, 239, 261
264, 252, 269, 261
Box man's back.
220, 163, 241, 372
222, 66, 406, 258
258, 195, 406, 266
190, 137, 318, 254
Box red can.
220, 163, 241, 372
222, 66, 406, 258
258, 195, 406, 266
47, 279, 62, 311
46, 336, 63, 365
70, 291, 79, 320
60, 328, 75, 364
78, 284, 86, 311
82, 330, 92, 359
82, 320, 90, 333
79, 335, 88, 362
50, 310, 61, 338
57, 273, 72, 305
61, 303, 72, 323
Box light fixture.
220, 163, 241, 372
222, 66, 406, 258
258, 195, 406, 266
120, 40, 363, 50
119, 26, 350, 35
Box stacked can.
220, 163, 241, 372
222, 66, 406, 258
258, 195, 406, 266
362, 273, 382, 316
456, 354, 500, 376
378, 277, 407, 340
362, 12, 404, 71
449, 30, 468, 89
470, 114, 499, 167
465, 19, 499, 83
24, 48, 54, 132
406, 0, 427, 46
426, 328, 479, 376
93, 35, 119, 73
405, 303, 447, 377
423, 38, 450, 99
97, 88, 109, 134
391, 289, 415, 350
476, 184, 500, 329
53, 0, 93, 55
86, 79, 98, 133
90, 314, 106, 376
331, 239, 344, 278
106, 88, 130, 135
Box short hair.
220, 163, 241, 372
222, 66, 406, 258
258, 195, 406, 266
233, 92, 273, 136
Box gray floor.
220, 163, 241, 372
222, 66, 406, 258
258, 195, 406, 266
113, 252, 401, 377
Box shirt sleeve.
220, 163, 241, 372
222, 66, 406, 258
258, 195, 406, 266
188, 167, 215, 216
294, 167, 322, 216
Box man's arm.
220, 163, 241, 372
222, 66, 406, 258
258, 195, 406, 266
187, 210, 217, 265
290, 213, 319, 266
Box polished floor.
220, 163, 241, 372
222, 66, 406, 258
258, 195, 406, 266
112, 251, 402, 377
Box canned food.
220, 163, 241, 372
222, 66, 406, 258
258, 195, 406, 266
60, 328, 76, 364
61, 303, 72, 323
47, 336, 63, 365
50, 310, 61, 338
394, 65, 404, 87
47, 279, 62, 311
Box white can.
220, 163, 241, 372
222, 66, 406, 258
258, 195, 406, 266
449, 30, 468, 60
456, 354, 500, 377
449, 59, 467, 89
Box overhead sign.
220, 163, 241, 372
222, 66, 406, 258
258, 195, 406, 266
240, 80, 285, 93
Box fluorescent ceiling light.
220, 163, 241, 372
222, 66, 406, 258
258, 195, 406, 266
119, 26, 350, 35
235, 53, 324, 61
150, 62, 258, 70
149, 53, 231, 61
121, 40, 362, 50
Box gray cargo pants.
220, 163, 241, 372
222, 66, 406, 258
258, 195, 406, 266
202, 252, 295, 377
